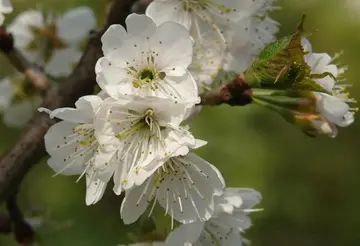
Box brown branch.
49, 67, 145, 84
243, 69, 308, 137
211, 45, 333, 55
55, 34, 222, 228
200, 73, 253, 106
6, 194, 35, 246
0, 27, 50, 92
0, 0, 136, 202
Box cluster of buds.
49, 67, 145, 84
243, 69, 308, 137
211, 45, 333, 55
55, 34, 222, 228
244, 16, 356, 137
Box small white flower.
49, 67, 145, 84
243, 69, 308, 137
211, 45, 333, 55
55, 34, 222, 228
189, 30, 226, 92
302, 38, 356, 137
96, 14, 198, 102
7, 7, 96, 77
146, 0, 261, 44
0, 0, 12, 25
0, 74, 42, 128
41, 95, 113, 205
94, 95, 200, 194
224, 1, 279, 73
165, 188, 262, 246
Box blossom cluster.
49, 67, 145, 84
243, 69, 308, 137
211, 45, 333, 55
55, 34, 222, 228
39, 0, 282, 244
1, 0, 357, 245
0, 6, 95, 127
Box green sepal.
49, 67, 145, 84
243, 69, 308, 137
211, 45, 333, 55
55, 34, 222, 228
252, 90, 324, 137
245, 15, 331, 94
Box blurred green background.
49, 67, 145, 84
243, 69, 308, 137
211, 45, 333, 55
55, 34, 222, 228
1, 0, 360, 245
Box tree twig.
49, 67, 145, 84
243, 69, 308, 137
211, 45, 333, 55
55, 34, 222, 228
199, 73, 253, 106
0, 27, 50, 92
6, 194, 35, 246
0, 0, 136, 202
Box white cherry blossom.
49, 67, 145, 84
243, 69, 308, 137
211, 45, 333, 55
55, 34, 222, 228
0, 0, 12, 25
94, 95, 200, 194
302, 39, 355, 137
120, 152, 225, 226
0, 74, 42, 128
165, 188, 262, 246
146, 0, 266, 45
224, 1, 279, 73
189, 30, 226, 92
40, 95, 114, 205
96, 14, 198, 102
7, 7, 96, 77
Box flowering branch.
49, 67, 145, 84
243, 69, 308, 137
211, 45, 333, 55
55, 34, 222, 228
0, 0, 136, 202
0, 27, 49, 92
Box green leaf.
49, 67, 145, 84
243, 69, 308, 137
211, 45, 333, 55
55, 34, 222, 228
245, 15, 330, 94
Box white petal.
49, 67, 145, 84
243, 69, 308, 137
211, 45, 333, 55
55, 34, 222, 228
101, 24, 128, 56
161, 72, 199, 103
120, 185, 150, 224
46, 95, 102, 123
45, 121, 78, 154
315, 93, 353, 127
45, 47, 82, 77
3, 97, 41, 128
85, 173, 107, 205
0, 77, 16, 112
105, 37, 143, 67
200, 219, 244, 246
75, 95, 103, 114
311, 119, 338, 138
0, 0, 13, 13
146, 1, 192, 30
57, 7, 96, 43
93, 147, 117, 182
157, 153, 225, 224
150, 22, 193, 71
96, 65, 130, 98
301, 38, 312, 53
166, 222, 204, 246
45, 121, 87, 175
125, 14, 157, 39
47, 154, 85, 176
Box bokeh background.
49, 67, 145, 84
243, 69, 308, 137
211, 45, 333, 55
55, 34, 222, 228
1, 0, 360, 245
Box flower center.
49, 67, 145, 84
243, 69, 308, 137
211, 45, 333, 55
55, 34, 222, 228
26, 22, 67, 61
139, 69, 155, 81
116, 108, 161, 140
131, 66, 166, 90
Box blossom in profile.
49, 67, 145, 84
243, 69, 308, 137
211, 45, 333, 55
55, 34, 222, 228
7, 7, 96, 77
301, 38, 355, 137
40, 96, 113, 205
96, 14, 198, 102
165, 188, 262, 246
